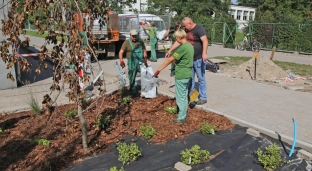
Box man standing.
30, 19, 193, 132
165, 17, 208, 105
164, 21, 181, 77
141, 21, 158, 62
119, 29, 147, 97
153, 29, 194, 123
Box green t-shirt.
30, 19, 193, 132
147, 27, 157, 38
121, 39, 146, 58
172, 42, 194, 80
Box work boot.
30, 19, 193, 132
170, 71, 175, 77
196, 99, 207, 105
173, 118, 186, 123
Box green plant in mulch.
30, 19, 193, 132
256, 143, 283, 171
27, 90, 41, 115
95, 115, 111, 129
164, 106, 177, 114
0, 128, 2, 133
140, 125, 157, 140
108, 166, 124, 171
64, 109, 77, 118
200, 122, 217, 135
180, 145, 210, 166
29, 138, 50, 147
116, 142, 142, 165
121, 97, 131, 105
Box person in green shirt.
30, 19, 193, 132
164, 21, 181, 77
153, 29, 194, 123
141, 21, 158, 62
119, 29, 147, 97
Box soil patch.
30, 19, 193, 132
215, 56, 312, 93
0, 89, 234, 171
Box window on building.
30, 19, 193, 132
237, 10, 242, 20
250, 11, 254, 20
231, 10, 235, 19
243, 11, 248, 20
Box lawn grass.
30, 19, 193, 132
213, 56, 312, 77
25, 30, 68, 42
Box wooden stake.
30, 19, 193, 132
270, 47, 276, 60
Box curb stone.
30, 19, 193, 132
157, 91, 312, 154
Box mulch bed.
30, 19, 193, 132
0, 89, 234, 171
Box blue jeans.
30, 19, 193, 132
188, 59, 207, 101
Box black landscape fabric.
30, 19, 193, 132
66, 125, 309, 171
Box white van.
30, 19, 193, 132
118, 14, 171, 51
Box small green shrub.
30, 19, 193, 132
29, 138, 50, 147
140, 125, 157, 139
117, 142, 142, 165
82, 98, 89, 108
164, 106, 177, 114
96, 115, 111, 129
181, 145, 210, 166
256, 143, 282, 171
121, 97, 131, 105
108, 166, 124, 171
27, 90, 41, 114
0, 128, 2, 133
200, 122, 217, 135
64, 109, 77, 117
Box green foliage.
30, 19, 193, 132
256, 143, 282, 171
82, 98, 89, 108
27, 90, 41, 115
29, 138, 50, 147
237, 0, 264, 7
180, 145, 210, 166
121, 97, 131, 105
64, 109, 77, 117
96, 115, 111, 129
140, 125, 157, 139
164, 106, 177, 114
200, 122, 217, 135
0, 128, 2, 133
116, 142, 142, 165
108, 166, 124, 171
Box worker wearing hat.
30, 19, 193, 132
119, 29, 147, 97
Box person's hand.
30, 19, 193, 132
120, 60, 125, 68
202, 53, 208, 61
139, 21, 144, 25
144, 58, 148, 67
165, 50, 171, 58
153, 70, 160, 78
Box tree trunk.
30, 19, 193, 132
78, 104, 88, 150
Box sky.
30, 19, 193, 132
231, 0, 238, 4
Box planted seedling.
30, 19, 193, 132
140, 125, 157, 139
95, 115, 111, 129
164, 106, 177, 114
29, 138, 50, 147
180, 145, 210, 166
121, 97, 131, 105
108, 166, 124, 171
256, 143, 282, 171
116, 142, 142, 165
200, 122, 217, 135
64, 109, 77, 117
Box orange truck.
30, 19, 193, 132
74, 13, 119, 59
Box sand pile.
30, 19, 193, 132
232, 56, 287, 80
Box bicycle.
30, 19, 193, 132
237, 33, 261, 52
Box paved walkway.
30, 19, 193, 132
1, 35, 312, 152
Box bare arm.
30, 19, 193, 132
141, 25, 148, 30
157, 57, 175, 71
200, 35, 208, 60
119, 49, 124, 61
164, 28, 170, 37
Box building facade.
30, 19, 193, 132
229, 5, 256, 29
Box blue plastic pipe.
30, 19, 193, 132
289, 118, 297, 157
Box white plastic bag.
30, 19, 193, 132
140, 63, 157, 98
